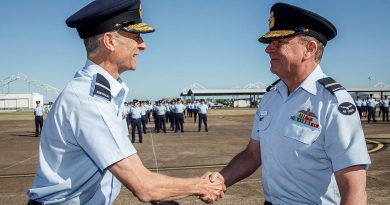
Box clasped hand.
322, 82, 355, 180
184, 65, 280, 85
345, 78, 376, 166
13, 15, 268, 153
197, 172, 226, 204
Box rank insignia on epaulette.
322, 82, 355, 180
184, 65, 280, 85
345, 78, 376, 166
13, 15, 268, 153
93, 73, 111, 101
290, 108, 319, 128
318, 77, 345, 95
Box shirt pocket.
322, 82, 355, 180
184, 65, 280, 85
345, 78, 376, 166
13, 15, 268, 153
283, 123, 321, 145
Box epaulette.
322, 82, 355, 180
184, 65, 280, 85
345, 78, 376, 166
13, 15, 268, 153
266, 79, 281, 92
93, 73, 111, 101
317, 77, 345, 95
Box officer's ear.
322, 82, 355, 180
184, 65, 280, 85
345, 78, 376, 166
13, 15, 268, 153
304, 40, 317, 60
102, 32, 116, 52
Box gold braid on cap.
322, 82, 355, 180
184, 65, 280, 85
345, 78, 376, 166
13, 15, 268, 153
127, 22, 153, 32
262, 30, 296, 38
269, 11, 275, 29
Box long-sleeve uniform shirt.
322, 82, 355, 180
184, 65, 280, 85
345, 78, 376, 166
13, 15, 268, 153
251, 65, 371, 205
28, 60, 136, 205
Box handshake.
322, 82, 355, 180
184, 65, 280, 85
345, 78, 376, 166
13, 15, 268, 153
197, 172, 226, 204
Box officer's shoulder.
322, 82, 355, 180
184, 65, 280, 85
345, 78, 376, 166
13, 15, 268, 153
317, 77, 351, 100
91, 73, 111, 102
317, 77, 357, 115
266, 79, 281, 93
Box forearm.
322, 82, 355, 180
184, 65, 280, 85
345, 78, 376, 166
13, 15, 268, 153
340, 188, 367, 205
336, 165, 368, 205
110, 155, 220, 202
220, 150, 261, 187
141, 173, 203, 201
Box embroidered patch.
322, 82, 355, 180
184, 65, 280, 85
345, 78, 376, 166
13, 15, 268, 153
290, 108, 319, 128
338, 102, 356, 115
93, 73, 111, 101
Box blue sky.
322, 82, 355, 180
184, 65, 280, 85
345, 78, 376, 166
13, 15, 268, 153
0, 0, 389, 102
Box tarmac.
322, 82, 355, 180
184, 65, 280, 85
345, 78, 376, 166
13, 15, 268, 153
0, 109, 389, 205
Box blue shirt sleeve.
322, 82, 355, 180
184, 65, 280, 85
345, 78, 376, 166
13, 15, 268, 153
324, 99, 371, 172
69, 98, 136, 171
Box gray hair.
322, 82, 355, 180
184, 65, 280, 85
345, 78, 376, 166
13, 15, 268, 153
83, 34, 103, 55
298, 35, 324, 63
83, 31, 121, 55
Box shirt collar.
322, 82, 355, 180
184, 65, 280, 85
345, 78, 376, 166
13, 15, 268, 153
299, 64, 326, 95
83, 60, 129, 98
275, 64, 326, 96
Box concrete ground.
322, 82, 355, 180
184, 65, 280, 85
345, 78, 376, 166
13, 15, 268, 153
0, 109, 389, 205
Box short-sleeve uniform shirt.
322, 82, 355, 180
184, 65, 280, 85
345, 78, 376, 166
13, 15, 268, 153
28, 60, 136, 204
251, 65, 371, 205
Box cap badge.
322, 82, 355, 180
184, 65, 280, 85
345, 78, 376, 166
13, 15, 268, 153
269, 11, 275, 29
139, 4, 143, 18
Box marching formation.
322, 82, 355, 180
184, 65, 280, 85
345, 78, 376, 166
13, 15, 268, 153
123, 99, 209, 143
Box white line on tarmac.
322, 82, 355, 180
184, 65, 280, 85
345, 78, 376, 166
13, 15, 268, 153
0, 154, 38, 173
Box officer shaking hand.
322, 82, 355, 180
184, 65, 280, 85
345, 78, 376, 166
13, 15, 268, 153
209, 3, 371, 205
27, 1, 225, 204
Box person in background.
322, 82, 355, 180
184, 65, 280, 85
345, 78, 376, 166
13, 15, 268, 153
355, 96, 363, 119
382, 95, 389, 122
367, 94, 377, 122
33, 100, 44, 137
198, 99, 209, 132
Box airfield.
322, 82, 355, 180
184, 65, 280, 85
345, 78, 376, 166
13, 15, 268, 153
0, 108, 389, 205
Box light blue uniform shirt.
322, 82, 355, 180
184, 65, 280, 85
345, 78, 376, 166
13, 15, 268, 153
130, 106, 142, 119
251, 65, 371, 205
367, 98, 376, 107
34, 106, 44, 116
28, 60, 136, 205
165, 104, 171, 112
355, 99, 363, 107
174, 103, 185, 113
141, 106, 147, 115
198, 104, 208, 114
382, 99, 389, 107
155, 105, 166, 115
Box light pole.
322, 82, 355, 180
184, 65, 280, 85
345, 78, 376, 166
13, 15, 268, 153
368, 76, 371, 88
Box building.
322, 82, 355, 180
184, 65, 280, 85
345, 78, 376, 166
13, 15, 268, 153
0, 93, 43, 112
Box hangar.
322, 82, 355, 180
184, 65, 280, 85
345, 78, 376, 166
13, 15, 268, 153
0, 93, 43, 111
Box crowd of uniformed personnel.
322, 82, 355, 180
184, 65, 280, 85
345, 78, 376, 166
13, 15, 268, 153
355, 94, 389, 122
122, 98, 209, 143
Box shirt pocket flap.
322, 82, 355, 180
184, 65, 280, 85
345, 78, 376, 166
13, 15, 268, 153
283, 123, 321, 144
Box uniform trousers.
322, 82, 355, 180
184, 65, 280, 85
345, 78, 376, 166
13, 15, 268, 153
383, 107, 389, 121
141, 115, 148, 133
170, 112, 175, 130
175, 113, 184, 132
156, 115, 166, 133
368, 106, 376, 122
198, 113, 208, 132
131, 118, 142, 143
165, 111, 170, 123
194, 110, 198, 123
27, 199, 42, 205
34, 116, 43, 136
356, 106, 362, 118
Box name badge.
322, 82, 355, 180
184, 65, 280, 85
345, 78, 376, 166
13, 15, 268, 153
260, 111, 268, 116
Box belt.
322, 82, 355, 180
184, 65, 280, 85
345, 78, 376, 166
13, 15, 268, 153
264, 201, 272, 205
28, 199, 43, 205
